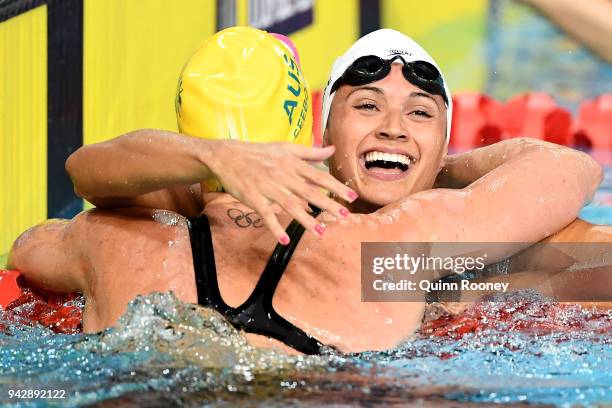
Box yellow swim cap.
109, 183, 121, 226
176, 26, 312, 149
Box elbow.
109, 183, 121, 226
65, 150, 87, 198
521, 141, 603, 201
65, 147, 84, 184
7, 227, 32, 271
6, 245, 17, 270
6, 245, 22, 272
559, 148, 603, 204
583, 153, 603, 201
570, 147, 603, 187
589, 155, 604, 185
66, 143, 109, 198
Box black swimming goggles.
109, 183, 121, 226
329, 55, 448, 105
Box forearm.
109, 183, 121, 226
436, 138, 541, 188
523, 0, 612, 62
476, 140, 602, 209
66, 129, 218, 198
436, 138, 602, 226
400, 140, 601, 240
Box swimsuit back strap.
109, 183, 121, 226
231, 299, 325, 355
241, 206, 322, 309
187, 215, 233, 315
190, 208, 328, 354
233, 206, 325, 354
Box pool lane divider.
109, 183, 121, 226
0, 270, 21, 309
0, 268, 83, 333
46, 0, 84, 218
449, 92, 612, 151
359, 0, 380, 36
0, 0, 46, 23
1, 0, 84, 220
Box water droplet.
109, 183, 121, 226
379, 214, 393, 224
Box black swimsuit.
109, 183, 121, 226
187, 208, 326, 355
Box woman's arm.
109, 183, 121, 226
520, 0, 612, 63
380, 138, 602, 248
66, 129, 213, 217
435, 139, 553, 189
66, 129, 358, 243
66, 129, 217, 199
7, 219, 87, 294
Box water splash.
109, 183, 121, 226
0, 290, 610, 407
152, 210, 186, 227
0, 293, 335, 407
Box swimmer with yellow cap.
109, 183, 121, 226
176, 26, 312, 147
67, 26, 357, 244
175, 26, 313, 192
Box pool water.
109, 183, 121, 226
0, 291, 610, 407
0, 166, 611, 408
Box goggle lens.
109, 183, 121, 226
330, 55, 447, 105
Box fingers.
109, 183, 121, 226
217, 142, 362, 245
286, 144, 336, 162
265, 142, 359, 203
247, 191, 290, 245
261, 183, 326, 239
269, 203, 284, 215
299, 163, 358, 203
287, 181, 349, 220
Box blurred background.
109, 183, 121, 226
1, 0, 611, 258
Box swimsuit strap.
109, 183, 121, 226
231, 206, 325, 354
188, 215, 233, 315
240, 209, 319, 308
188, 207, 327, 355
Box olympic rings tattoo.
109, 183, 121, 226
227, 208, 265, 228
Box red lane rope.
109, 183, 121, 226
0, 270, 83, 334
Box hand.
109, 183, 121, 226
207, 141, 358, 245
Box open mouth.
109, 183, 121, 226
359, 151, 414, 181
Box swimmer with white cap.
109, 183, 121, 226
9, 28, 607, 354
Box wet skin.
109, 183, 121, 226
326, 64, 448, 213
8, 66, 607, 353
9, 199, 427, 354
11, 199, 611, 354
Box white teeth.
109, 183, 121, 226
364, 151, 410, 165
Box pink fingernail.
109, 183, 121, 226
315, 224, 325, 236
339, 208, 349, 217
347, 191, 358, 202
279, 234, 290, 245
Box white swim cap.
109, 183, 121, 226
321, 29, 453, 141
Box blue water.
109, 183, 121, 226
0, 291, 610, 407
1, 167, 611, 407
487, 0, 612, 114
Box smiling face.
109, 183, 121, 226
324, 64, 448, 213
